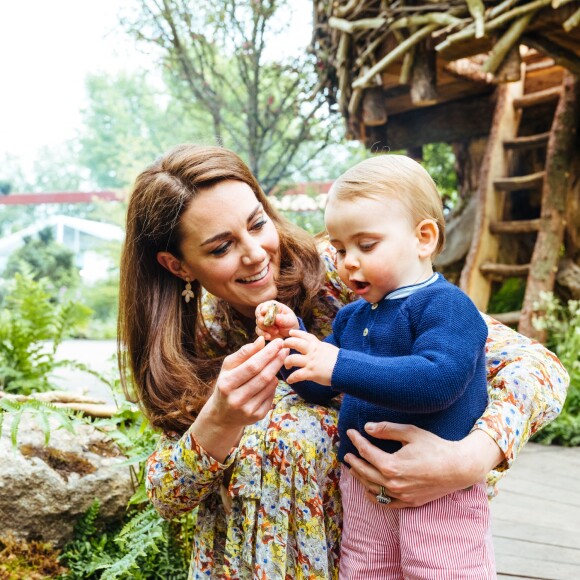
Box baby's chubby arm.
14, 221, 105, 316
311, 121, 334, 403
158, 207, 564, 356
284, 329, 339, 386
255, 300, 299, 340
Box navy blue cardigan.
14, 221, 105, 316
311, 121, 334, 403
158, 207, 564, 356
284, 274, 489, 463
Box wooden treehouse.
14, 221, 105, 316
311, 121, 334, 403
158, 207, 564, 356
312, 0, 580, 340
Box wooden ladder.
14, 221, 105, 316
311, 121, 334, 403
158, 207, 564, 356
460, 61, 578, 339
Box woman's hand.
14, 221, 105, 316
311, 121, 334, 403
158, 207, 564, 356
191, 336, 288, 461
255, 300, 299, 340
344, 422, 503, 508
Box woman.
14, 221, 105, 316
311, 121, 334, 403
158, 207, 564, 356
118, 144, 568, 579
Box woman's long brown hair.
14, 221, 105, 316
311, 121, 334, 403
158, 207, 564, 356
118, 144, 324, 434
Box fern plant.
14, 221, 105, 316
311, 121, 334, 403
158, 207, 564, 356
0, 272, 92, 394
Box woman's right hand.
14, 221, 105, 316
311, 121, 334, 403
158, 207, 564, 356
191, 336, 288, 461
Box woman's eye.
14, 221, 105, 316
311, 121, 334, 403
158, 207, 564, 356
251, 219, 267, 231
211, 241, 232, 256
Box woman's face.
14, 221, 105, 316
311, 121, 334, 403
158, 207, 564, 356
177, 180, 281, 318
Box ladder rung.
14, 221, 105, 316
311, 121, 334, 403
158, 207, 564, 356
513, 86, 562, 109
480, 263, 530, 280
494, 171, 545, 192
488, 310, 522, 326
503, 132, 550, 150
525, 59, 556, 73
490, 219, 541, 234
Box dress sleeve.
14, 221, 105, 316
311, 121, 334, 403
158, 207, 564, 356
474, 314, 569, 470
146, 427, 237, 520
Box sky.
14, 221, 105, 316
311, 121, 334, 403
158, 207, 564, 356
0, 0, 311, 174
0, 1, 146, 166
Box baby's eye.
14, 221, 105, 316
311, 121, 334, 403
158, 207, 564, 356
360, 242, 377, 252
335, 248, 346, 257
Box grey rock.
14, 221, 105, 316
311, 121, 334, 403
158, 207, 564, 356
0, 413, 134, 546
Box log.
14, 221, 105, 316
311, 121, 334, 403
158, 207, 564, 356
503, 132, 550, 150
521, 34, 580, 77
483, 12, 536, 75
410, 40, 438, 106
353, 23, 439, 89
362, 87, 387, 126
519, 73, 580, 339
383, 91, 496, 150
490, 219, 541, 234
512, 85, 562, 108
479, 262, 530, 279
493, 44, 522, 83
493, 171, 546, 191
488, 310, 521, 325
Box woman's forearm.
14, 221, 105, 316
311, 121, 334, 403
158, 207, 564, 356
458, 428, 504, 484
191, 400, 245, 463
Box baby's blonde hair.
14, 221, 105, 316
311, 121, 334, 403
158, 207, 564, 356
328, 154, 446, 258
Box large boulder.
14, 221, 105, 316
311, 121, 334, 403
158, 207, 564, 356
0, 413, 134, 547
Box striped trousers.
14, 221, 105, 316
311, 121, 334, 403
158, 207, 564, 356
339, 465, 496, 579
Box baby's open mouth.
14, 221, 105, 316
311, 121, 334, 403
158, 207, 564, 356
353, 281, 369, 290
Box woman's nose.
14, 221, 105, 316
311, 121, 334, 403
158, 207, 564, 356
241, 237, 267, 265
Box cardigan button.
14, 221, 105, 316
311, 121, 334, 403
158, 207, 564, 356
363, 328, 369, 336
371, 303, 378, 310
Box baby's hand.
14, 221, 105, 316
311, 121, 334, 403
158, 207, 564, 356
284, 329, 338, 386
255, 301, 299, 340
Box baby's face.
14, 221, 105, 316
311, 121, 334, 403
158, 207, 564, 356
325, 195, 434, 303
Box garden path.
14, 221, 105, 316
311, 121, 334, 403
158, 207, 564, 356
493, 443, 580, 579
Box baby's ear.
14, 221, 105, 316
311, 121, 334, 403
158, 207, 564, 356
416, 219, 439, 259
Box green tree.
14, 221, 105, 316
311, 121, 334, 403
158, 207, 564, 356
79, 71, 205, 189
4, 228, 80, 295
123, 0, 337, 193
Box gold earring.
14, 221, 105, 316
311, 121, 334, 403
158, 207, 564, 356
181, 277, 194, 303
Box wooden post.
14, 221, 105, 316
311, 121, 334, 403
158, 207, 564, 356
518, 73, 580, 339
410, 40, 438, 106
362, 87, 387, 126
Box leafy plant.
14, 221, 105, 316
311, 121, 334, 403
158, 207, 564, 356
0, 272, 92, 394
532, 293, 580, 446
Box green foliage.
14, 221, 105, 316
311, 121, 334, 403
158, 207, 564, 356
532, 293, 580, 446
79, 72, 204, 190
487, 278, 526, 314
125, 0, 337, 193
422, 143, 458, 208
59, 501, 192, 580
4, 228, 81, 295
0, 272, 92, 394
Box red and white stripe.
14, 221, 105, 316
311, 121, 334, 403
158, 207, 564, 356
339, 465, 496, 579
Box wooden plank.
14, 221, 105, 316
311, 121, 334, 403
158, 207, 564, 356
492, 444, 580, 579
480, 263, 530, 280
494, 171, 546, 191
513, 85, 562, 108
488, 311, 521, 325
490, 219, 541, 233
503, 132, 550, 150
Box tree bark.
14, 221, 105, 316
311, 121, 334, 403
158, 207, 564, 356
519, 73, 580, 339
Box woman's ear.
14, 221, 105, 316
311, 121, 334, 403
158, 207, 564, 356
157, 251, 193, 281
416, 219, 439, 259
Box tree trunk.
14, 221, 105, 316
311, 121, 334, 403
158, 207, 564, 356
519, 73, 580, 339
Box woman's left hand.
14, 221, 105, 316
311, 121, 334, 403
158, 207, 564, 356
345, 422, 502, 508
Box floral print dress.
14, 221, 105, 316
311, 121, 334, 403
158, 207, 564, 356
146, 241, 569, 579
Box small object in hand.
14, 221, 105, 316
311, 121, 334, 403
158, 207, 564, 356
263, 303, 278, 326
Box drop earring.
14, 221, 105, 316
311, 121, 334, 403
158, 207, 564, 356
182, 277, 194, 303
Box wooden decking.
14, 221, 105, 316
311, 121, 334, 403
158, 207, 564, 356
492, 443, 580, 579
